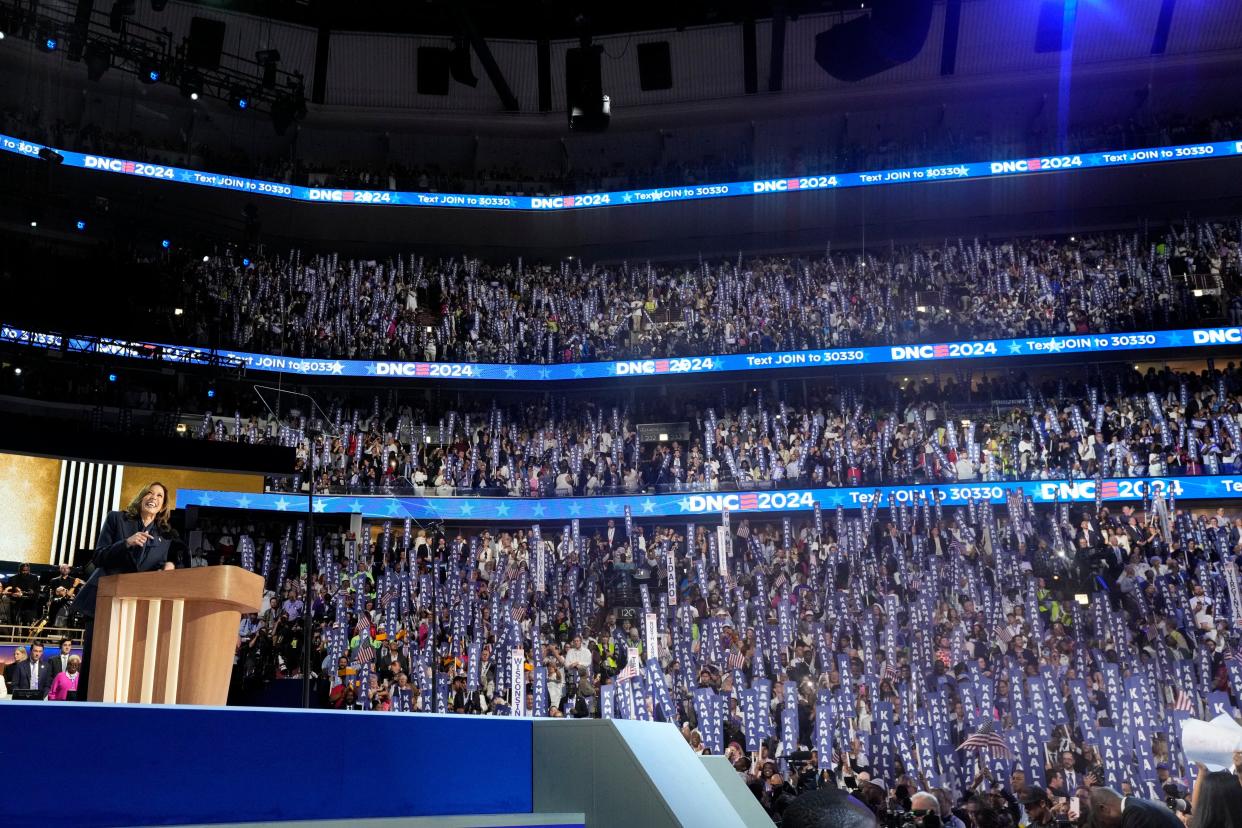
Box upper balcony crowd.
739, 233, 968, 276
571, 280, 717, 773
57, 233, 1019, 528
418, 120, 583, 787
154, 220, 1239, 366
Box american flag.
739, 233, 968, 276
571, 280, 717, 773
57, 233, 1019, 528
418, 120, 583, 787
1174, 689, 1194, 713
510, 605, 528, 622
617, 660, 640, 682
882, 661, 899, 683
957, 719, 1013, 759
354, 638, 375, 666
379, 587, 396, 608
993, 624, 1014, 644
772, 572, 788, 591
727, 650, 745, 670
354, 614, 371, 634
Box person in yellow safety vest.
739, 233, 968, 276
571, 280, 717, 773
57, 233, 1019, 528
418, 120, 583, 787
598, 639, 618, 675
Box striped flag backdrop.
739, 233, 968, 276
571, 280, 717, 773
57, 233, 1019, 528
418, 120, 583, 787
50, 460, 123, 566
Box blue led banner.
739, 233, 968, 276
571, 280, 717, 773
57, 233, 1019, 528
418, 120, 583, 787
2, 323, 1238, 382
2, 131, 1239, 212
179, 474, 1242, 521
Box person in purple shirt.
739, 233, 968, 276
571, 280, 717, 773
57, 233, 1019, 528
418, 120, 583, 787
281, 590, 304, 620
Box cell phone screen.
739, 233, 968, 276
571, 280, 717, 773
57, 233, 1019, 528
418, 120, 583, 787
1067, 798, 1080, 820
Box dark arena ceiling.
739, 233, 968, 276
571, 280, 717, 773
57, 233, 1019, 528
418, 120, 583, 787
181, 0, 868, 38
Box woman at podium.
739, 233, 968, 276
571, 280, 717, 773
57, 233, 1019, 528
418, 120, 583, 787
73, 482, 180, 699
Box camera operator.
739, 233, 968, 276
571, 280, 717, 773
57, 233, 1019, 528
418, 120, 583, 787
1021, 787, 1063, 828
911, 791, 945, 828
1163, 783, 1191, 828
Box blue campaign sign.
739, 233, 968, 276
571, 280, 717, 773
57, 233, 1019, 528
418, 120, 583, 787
1, 131, 1239, 213
178, 473, 1242, 522
3, 322, 1240, 383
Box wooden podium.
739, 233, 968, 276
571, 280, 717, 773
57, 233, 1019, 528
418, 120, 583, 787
88, 566, 264, 705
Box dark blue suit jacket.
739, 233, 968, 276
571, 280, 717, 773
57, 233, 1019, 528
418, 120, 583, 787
13, 658, 53, 698
72, 511, 175, 618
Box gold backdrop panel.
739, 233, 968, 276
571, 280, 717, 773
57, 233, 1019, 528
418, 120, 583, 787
0, 454, 62, 563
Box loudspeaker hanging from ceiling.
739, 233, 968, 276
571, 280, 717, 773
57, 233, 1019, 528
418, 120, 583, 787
814, 0, 933, 82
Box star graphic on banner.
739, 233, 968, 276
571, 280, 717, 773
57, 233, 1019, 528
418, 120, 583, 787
385, 499, 404, 516
538, 368, 551, 380
1166, 331, 1184, 345
1008, 342, 1024, 354
641, 498, 656, 513
365, 363, 376, 374
503, 366, 518, 379
195, 491, 215, 506
179, 171, 195, 183
532, 502, 547, 518
572, 365, 585, 378
494, 502, 511, 518
274, 497, 291, 512
678, 497, 692, 512
330, 361, 344, 375
568, 501, 582, 516
824, 491, 847, 507
312, 498, 328, 513
459, 501, 475, 516
623, 193, 633, 202
472, 366, 486, 378
348, 499, 364, 513
235, 495, 252, 510
603, 500, 620, 514
606, 363, 617, 374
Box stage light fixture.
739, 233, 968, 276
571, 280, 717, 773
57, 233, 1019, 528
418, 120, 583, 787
38, 32, 58, 53
12, 367, 21, 376
109, 0, 135, 34
270, 94, 296, 135
173, 307, 184, 316
75, 220, 86, 230
256, 48, 280, 89
229, 88, 250, 110
242, 257, 251, 267
85, 41, 111, 80
139, 58, 162, 84
29, 220, 37, 228
161, 239, 171, 248
179, 70, 203, 100
207, 388, 216, 399
108, 373, 118, 382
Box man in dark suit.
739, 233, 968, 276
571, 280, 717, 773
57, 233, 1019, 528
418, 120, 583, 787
376, 640, 409, 682
14, 642, 53, 698
1088, 787, 1180, 828
48, 638, 75, 680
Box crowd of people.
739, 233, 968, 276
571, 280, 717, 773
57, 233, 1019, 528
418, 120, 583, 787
164, 221, 1238, 366
163, 363, 1242, 496
193, 489, 1242, 825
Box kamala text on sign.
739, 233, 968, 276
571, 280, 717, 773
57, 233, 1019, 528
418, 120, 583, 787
178, 474, 1217, 522
1, 131, 1238, 212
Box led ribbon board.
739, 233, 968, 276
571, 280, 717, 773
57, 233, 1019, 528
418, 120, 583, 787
2, 324, 1238, 381
181, 474, 1232, 521
2, 131, 1239, 212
